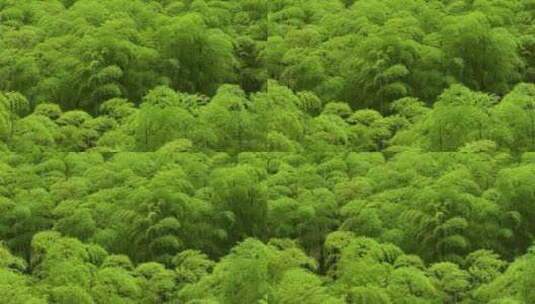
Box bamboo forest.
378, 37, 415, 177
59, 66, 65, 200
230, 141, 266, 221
0, 0, 535, 303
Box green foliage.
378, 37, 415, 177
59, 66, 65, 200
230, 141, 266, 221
0, 0, 534, 303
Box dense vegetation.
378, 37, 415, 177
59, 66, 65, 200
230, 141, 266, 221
1, 0, 535, 303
